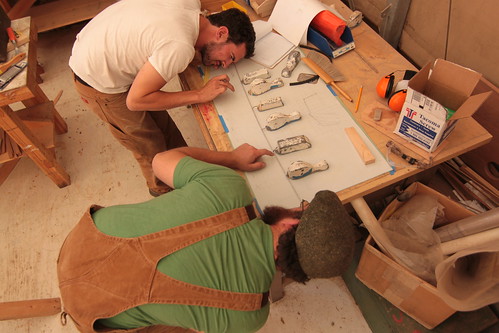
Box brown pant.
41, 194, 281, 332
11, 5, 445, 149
73, 76, 186, 193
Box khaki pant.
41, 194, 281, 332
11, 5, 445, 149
73, 76, 186, 193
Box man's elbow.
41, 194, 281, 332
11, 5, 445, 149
126, 95, 142, 111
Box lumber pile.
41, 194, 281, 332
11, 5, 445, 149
438, 156, 499, 213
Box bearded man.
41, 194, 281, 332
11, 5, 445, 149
69, 0, 255, 196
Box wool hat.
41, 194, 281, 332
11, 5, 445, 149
295, 190, 355, 278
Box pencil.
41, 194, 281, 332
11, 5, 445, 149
354, 85, 363, 113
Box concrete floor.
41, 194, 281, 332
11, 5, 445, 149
0, 23, 371, 332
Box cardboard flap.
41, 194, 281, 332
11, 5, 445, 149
430, 59, 482, 96
453, 91, 492, 119
409, 62, 431, 92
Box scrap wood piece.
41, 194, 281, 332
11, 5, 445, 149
344, 127, 375, 165
443, 161, 498, 207
454, 156, 499, 199
5, 133, 14, 158
0, 128, 6, 154
53, 89, 63, 105
0, 297, 61, 320
439, 164, 493, 210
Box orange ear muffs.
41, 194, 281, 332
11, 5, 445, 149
388, 90, 407, 112
376, 73, 394, 98
376, 70, 417, 112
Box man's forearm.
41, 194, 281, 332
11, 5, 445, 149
152, 144, 273, 188
127, 90, 202, 111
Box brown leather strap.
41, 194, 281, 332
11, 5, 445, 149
245, 204, 257, 220
260, 291, 269, 308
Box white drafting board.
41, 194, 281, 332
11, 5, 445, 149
210, 56, 392, 209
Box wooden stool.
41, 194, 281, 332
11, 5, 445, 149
0, 16, 70, 187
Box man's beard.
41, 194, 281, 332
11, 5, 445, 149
200, 42, 221, 67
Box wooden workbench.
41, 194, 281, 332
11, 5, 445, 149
179, 1, 491, 302
180, 0, 491, 204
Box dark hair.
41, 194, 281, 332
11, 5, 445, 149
276, 225, 309, 284
207, 8, 256, 58
261, 206, 302, 226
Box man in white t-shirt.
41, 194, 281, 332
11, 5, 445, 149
69, 0, 255, 196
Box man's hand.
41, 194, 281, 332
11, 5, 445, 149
197, 74, 235, 103
231, 143, 274, 171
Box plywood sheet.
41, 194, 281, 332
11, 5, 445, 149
447, 0, 499, 87
398, 0, 449, 67
211, 55, 392, 209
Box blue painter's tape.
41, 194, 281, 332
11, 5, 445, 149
219, 115, 229, 133
326, 85, 337, 96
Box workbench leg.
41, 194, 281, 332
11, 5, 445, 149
0, 106, 70, 187
22, 84, 68, 134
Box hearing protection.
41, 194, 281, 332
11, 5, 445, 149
376, 70, 417, 112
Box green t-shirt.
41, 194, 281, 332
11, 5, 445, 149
93, 157, 275, 333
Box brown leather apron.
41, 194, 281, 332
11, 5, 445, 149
57, 205, 268, 333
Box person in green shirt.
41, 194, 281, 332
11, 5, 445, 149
57, 144, 355, 333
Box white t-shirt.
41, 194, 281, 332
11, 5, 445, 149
69, 0, 201, 94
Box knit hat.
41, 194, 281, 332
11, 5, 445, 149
295, 190, 355, 278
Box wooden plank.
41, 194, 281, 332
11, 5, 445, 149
0, 298, 61, 320
447, 0, 499, 87
398, 0, 449, 67
27, 0, 117, 32
0, 0, 11, 13
6, 0, 36, 20
0, 105, 70, 187
0, 159, 18, 186
460, 78, 499, 189
345, 127, 376, 165
0, 117, 54, 163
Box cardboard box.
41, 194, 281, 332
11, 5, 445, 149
307, 25, 355, 58
355, 182, 475, 329
394, 59, 491, 152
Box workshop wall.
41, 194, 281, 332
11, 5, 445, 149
350, 0, 499, 87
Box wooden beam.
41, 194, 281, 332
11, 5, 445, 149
0, 298, 61, 320
7, 0, 36, 19
0, 0, 11, 13
27, 0, 117, 32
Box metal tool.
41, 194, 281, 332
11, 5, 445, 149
0, 61, 27, 90
386, 141, 429, 169
6, 27, 20, 55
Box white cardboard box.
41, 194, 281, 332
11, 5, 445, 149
394, 59, 491, 152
